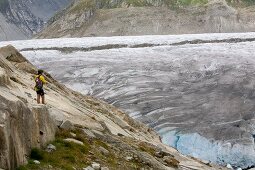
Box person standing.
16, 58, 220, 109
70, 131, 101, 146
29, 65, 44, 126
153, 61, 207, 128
34, 69, 47, 104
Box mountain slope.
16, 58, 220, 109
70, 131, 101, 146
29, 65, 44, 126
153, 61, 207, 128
3, 33, 255, 169
0, 0, 71, 41
0, 45, 224, 169
36, 0, 255, 38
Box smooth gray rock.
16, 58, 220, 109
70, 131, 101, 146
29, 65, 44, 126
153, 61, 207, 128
92, 130, 104, 137
60, 120, 73, 130
83, 129, 96, 138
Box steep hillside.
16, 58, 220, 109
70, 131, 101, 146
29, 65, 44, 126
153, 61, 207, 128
0, 0, 71, 41
36, 0, 255, 38
4, 32, 255, 169
0, 45, 224, 170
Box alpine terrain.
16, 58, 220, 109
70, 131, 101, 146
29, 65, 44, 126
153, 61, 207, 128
0, 0, 71, 41
0, 44, 227, 170
2, 32, 255, 169
36, 0, 255, 38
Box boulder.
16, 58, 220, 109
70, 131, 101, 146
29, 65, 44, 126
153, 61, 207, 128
64, 138, 84, 145
0, 102, 56, 170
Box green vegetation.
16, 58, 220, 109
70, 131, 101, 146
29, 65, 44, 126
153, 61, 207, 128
69, 0, 95, 14
68, 0, 209, 14
16, 128, 149, 170
17, 129, 92, 170
0, 0, 9, 12
162, 0, 208, 9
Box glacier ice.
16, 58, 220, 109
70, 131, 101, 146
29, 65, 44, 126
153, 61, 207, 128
160, 130, 255, 169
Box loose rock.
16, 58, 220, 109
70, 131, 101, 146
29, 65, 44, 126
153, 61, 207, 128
98, 146, 110, 156
70, 132, 76, 137
125, 156, 133, 161
46, 144, 56, 152
64, 138, 84, 145
91, 162, 100, 170
101, 167, 109, 170
83, 166, 94, 170
33, 160, 40, 164
227, 164, 233, 169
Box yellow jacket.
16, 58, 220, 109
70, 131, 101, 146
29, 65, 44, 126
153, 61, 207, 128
34, 75, 47, 91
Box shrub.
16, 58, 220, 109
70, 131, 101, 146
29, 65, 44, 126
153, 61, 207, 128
30, 148, 44, 160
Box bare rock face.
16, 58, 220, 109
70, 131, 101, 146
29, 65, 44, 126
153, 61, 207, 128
205, 0, 239, 32
0, 0, 71, 41
0, 102, 56, 170
0, 46, 56, 169
36, 0, 255, 39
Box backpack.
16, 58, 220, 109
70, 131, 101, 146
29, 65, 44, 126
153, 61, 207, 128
35, 75, 43, 90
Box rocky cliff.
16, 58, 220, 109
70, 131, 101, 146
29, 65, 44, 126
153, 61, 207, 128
36, 0, 255, 38
0, 45, 224, 170
0, 0, 71, 41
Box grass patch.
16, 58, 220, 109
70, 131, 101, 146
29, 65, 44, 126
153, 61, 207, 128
138, 142, 156, 156
17, 128, 163, 170
18, 129, 92, 170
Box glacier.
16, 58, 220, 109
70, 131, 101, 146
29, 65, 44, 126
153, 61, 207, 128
2, 33, 255, 168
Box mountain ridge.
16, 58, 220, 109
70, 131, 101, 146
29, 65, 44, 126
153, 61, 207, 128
0, 0, 71, 41
36, 0, 255, 38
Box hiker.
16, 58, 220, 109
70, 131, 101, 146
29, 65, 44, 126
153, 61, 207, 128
34, 69, 47, 104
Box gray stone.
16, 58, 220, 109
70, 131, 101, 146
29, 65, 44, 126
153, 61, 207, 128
83, 166, 94, 170
46, 144, 56, 152
92, 130, 104, 137
98, 146, 109, 156
91, 162, 100, 170
64, 138, 84, 145
83, 129, 96, 138
70, 132, 76, 137
33, 160, 40, 164
227, 164, 233, 169
60, 120, 73, 130
125, 156, 133, 161
101, 167, 109, 170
